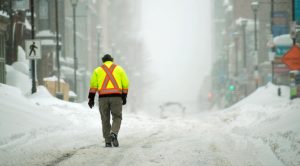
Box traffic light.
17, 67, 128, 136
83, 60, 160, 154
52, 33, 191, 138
208, 92, 213, 101
229, 85, 235, 91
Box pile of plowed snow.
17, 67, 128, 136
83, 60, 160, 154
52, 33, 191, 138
215, 83, 300, 166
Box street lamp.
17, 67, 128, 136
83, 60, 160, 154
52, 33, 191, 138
239, 18, 248, 68
55, 0, 63, 99
236, 18, 248, 96
251, 1, 259, 88
96, 25, 102, 66
232, 31, 240, 77
251, 1, 259, 51
70, 0, 78, 95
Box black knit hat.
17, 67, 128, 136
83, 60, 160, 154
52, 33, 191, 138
102, 54, 114, 62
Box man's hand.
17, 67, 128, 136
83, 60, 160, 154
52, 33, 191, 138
122, 97, 127, 105
88, 99, 94, 109
88, 92, 96, 109
122, 93, 127, 105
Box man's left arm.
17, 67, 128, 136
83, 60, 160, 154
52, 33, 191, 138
120, 67, 129, 105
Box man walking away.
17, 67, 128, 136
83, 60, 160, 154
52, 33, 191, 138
88, 54, 129, 147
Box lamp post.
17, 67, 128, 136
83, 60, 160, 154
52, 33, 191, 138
233, 32, 240, 77
251, 1, 259, 88
96, 25, 102, 66
291, 0, 296, 45
55, 0, 63, 99
238, 18, 248, 96
70, 0, 78, 95
240, 19, 248, 68
30, 0, 36, 94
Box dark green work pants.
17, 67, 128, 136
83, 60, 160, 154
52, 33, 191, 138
98, 97, 123, 143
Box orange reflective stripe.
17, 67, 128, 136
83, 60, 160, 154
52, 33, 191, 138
101, 64, 119, 89
89, 88, 97, 93
98, 89, 122, 95
122, 89, 128, 94
101, 76, 109, 89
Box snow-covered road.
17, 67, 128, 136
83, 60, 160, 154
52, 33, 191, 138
55, 115, 282, 166
1, 114, 281, 166
1, 83, 300, 166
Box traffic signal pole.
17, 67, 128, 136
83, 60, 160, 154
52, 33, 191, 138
30, 0, 36, 94
292, 0, 296, 45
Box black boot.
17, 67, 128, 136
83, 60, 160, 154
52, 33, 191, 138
111, 133, 119, 147
105, 142, 112, 147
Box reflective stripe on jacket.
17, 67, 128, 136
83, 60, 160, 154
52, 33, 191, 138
89, 61, 129, 96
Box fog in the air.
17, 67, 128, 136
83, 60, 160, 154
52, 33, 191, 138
142, 0, 212, 104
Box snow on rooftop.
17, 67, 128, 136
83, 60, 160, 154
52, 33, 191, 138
273, 34, 293, 46
0, 11, 9, 18
69, 91, 77, 97
36, 30, 55, 37
41, 39, 56, 46
43, 76, 65, 83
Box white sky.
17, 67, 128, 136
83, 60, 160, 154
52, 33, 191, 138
142, 0, 212, 103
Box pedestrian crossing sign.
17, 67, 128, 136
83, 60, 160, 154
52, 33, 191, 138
25, 40, 42, 59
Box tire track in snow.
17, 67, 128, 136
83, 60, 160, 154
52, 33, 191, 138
46, 144, 98, 166
56, 123, 166, 166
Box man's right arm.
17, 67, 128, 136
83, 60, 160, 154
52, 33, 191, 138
88, 69, 98, 108
119, 67, 129, 105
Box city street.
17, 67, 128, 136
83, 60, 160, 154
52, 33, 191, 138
1, 0, 300, 165
1, 84, 299, 166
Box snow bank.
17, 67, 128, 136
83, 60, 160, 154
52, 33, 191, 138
217, 83, 300, 166
0, 83, 99, 165
0, 83, 94, 143
6, 46, 31, 94
5, 65, 31, 95
0, 84, 63, 145
231, 82, 290, 107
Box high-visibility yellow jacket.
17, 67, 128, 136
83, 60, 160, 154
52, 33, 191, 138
89, 61, 129, 96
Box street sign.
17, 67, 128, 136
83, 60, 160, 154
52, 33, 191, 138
295, 0, 300, 23
272, 11, 289, 37
276, 46, 291, 57
282, 45, 300, 70
25, 40, 41, 59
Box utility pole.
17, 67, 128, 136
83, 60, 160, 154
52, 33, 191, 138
30, 0, 36, 94
241, 19, 248, 96
97, 26, 102, 66
8, 0, 14, 65
271, 0, 274, 33
71, 0, 78, 95
292, 0, 296, 45
55, 0, 62, 99
251, 1, 259, 89
271, 0, 275, 84
241, 20, 247, 68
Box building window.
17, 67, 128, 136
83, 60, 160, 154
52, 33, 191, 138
39, 0, 49, 19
